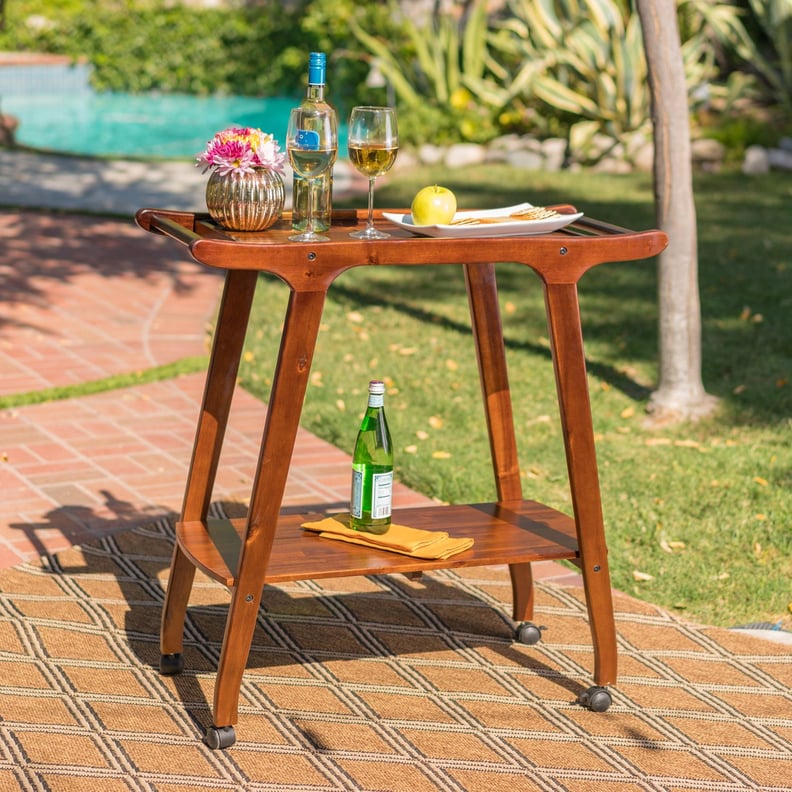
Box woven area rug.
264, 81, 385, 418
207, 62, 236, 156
0, 514, 790, 792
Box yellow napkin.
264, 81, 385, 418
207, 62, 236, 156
301, 513, 473, 560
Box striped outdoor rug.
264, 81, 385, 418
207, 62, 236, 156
0, 513, 789, 791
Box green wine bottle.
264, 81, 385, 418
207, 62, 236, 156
350, 380, 393, 534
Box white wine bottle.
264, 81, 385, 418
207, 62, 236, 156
350, 381, 393, 534
292, 51, 333, 232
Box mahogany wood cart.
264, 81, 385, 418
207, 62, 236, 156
135, 206, 667, 749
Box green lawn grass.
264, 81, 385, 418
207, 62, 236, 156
0, 357, 209, 410
239, 164, 791, 630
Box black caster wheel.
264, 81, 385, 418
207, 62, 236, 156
515, 622, 543, 645
578, 685, 612, 712
159, 653, 184, 675
204, 725, 236, 750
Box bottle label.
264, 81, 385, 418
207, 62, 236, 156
351, 469, 363, 518
371, 470, 393, 518
350, 469, 392, 519
368, 393, 384, 408
295, 129, 320, 150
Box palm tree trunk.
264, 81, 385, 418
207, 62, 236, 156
636, 0, 717, 422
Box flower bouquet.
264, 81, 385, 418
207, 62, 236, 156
197, 126, 287, 175
197, 126, 287, 231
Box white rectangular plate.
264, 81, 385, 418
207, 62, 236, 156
383, 203, 583, 238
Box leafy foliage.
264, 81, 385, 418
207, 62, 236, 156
345, 0, 788, 150
485, 0, 779, 143
743, 0, 792, 113
0, 0, 364, 100
1, 0, 789, 151
486, 0, 650, 144
348, 0, 505, 143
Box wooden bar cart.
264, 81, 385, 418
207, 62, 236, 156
135, 206, 667, 749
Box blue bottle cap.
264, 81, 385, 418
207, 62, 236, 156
308, 52, 326, 86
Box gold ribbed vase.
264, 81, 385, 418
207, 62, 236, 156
205, 168, 285, 231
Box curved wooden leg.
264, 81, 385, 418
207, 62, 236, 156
463, 262, 523, 500
160, 269, 257, 675
581, 560, 618, 686
210, 288, 330, 729
160, 543, 197, 657
465, 264, 536, 637
544, 281, 618, 686
509, 561, 535, 622
211, 585, 264, 728
181, 269, 258, 523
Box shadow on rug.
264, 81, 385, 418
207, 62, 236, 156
0, 511, 790, 791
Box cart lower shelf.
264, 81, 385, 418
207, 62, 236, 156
176, 499, 581, 588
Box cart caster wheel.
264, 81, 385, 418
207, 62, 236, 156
516, 622, 542, 645
204, 725, 236, 750
578, 685, 612, 712
159, 653, 184, 675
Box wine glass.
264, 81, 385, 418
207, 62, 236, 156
347, 106, 399, 240
286, 105, 337, 242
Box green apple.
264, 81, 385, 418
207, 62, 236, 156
410, 185, 457, 225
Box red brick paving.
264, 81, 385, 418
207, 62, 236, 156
0, 209, 579, 586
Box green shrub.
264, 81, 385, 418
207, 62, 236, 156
0, 0, 341, 98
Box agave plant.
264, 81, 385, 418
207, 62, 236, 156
349, 0, 779, 152
678, 0, 760, 93
488, 0, 769, 145
489, 0, 650, 141
744, 0, 792, 113
348, 0, 509, 143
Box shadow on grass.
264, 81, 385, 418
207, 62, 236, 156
347, 166, 791, 425
328, 279, 652, 402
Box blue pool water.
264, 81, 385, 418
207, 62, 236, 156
0, 61, 348, 158
3, 91, 339, 159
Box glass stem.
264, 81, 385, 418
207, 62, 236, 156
306, 178, 315, 236
367, 177, 376, 230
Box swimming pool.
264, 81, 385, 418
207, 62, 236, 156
3, 91, 350, 159
0, 60, 349, 159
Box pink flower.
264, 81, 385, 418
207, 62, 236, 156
197, 126, 287, 175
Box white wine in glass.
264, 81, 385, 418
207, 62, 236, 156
287, 105, 337, 242
348, 106, 398, 240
